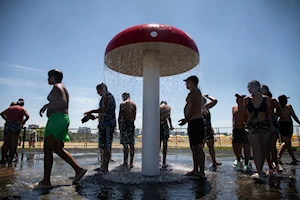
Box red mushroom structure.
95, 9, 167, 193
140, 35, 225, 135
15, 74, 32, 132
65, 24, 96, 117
105, 24, 199, 176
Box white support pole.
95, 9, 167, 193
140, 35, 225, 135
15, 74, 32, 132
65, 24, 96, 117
142, 50, 160, 176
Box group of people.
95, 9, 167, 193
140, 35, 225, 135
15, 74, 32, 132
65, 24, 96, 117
1, 70, 299, 188
82, 83, 175, 171
231, 80, 300, 179
1, 99, 29, 164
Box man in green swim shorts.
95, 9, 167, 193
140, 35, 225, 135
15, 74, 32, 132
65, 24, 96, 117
37, 69, 87, 189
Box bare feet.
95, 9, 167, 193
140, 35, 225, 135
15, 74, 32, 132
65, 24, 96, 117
34, 181, 53, 189
184, 170, 197, 176
72, 168, 87, 185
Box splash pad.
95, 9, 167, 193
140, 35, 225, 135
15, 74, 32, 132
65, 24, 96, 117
105, 24, 199, 176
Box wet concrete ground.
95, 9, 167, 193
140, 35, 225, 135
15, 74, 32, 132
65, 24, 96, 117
0, 150, 299, 200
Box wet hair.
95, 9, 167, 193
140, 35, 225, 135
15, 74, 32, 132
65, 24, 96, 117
160, 101, 167, 105
17, 98, 24, 106
122, 92, 130, 98
10, 102, 17, 106
247, 80, 261, 93
96, 82, 107, 91
48, 69, 63, 82
261, 85, 272, 98
278, 95, 288, 108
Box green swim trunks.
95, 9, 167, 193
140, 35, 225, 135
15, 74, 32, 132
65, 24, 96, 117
45, 112, 70, 142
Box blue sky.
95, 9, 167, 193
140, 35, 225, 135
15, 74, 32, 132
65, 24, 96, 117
0, 0, 299, 131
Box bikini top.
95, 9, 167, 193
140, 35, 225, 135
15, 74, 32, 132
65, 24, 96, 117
247, 96, 267, 118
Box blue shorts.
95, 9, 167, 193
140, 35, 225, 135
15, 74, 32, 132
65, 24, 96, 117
98, 126, 115, 150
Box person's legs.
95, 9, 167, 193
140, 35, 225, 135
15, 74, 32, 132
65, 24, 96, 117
162, 140, 168, 166
193, 144, 205, 177
52, 136, 85, 174
102, 149, 111, 172
1, 133, 11, 163
129, 144, 134, 168
266, 134, 274, 170
267, 132, 279, 171
243, 144, 251, 166
190, 143, 198, 172
259, 133, 270, 172
187, 119, 205, 175
8, 134, 19, 163
207, 139, 217, 165
40, 135, 54, 186
123, 144, 129, 165
233, 142, 243, 162
277, 142, 286, 160
248, 134, 263, 174
281, 136, 298, 162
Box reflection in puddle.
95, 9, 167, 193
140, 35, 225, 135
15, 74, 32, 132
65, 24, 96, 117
0, 152, 299, 199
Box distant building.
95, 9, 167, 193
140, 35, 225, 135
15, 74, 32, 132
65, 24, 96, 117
77, 127, 91, 134
28, 124, 39, 129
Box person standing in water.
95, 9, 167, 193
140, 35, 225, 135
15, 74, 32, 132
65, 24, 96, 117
277, 95, 300, 165
260, 85, 283, 174
232, 94, 251, 171
118, 92, 137, 168
159, 101, 174, 168
1, 101, 29, 164
38, 69, 87, 189
84, 83, 116, 173
179, 75, 206, 180
202, 94, 222, 170
244, 80, 273, 179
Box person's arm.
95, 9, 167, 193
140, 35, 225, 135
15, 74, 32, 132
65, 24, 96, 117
133, 103, 137, 121
289, 105, 300, 125
168, 108, 174, 130
272, 98, 283, 117
118, 103, 124, 124
204, 94, 218, 109
85, 95, 110, 115
266, 97, 274, 131
232, 107, 235, 128
22, 109, 30, 125
0, 108, 9, 121
243, 97, 249, 123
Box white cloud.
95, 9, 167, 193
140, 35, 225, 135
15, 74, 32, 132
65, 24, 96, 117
0, 62, 46, 76
0, 77, 47, 88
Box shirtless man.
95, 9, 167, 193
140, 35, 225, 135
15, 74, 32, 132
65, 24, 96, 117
160, 101, 174, 168
232, 94, 251, 170
38, 69, 87, 189
118, 92, 137, 168
179, 75, 206, 180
